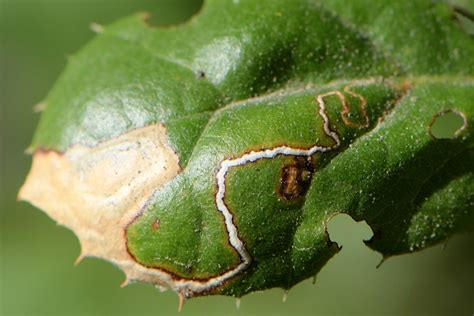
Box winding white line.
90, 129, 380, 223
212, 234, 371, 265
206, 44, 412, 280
211, 91, 343, 280
169, 91, 354, 297
134, 87, 371, 298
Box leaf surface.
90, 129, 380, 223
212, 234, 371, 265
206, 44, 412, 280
20, 0, 474, 298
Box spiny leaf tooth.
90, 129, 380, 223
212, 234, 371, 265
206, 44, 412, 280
120, 278, 131, 288
74, 253, 86, 266
178, 293, 186, 312
33, 102, 47, 113
235, 298, 241, 310
89, 22, 104, 33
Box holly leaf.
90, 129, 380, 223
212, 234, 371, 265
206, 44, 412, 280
19, 0, 474, 300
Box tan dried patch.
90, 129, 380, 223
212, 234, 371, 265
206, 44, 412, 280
19, 124, 182, 289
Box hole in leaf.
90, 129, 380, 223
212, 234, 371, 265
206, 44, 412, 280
430, 110, 467, 139
326, 213, 373, 247
326, 214, 382, 269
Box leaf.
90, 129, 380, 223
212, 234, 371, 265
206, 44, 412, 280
19, 0, 474, 300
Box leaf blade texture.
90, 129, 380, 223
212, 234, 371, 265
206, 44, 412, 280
20, 0, 474, 298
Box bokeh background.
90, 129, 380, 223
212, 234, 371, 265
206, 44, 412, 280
1, 0, 473, 315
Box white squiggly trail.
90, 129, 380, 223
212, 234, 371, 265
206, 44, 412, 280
171, 87, 372, 298
211, 91, 343, 283
139, 86, 370, 301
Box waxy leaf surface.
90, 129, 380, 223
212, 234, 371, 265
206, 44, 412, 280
20, 0, 474, 298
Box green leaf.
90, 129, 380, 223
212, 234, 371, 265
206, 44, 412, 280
20, 0, 474, 300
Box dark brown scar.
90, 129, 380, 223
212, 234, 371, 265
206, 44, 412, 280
279, 156, 314, 200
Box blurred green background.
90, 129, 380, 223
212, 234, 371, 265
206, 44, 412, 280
1, 1, 473, 315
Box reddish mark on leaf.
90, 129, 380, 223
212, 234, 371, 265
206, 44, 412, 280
152, 219, 161, 231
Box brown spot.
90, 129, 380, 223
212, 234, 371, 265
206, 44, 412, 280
152, 219, 161, 231
279, 156, 314, 201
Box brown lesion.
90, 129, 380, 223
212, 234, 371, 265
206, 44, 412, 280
279, 156, 314, 201
152, 219, 161, 231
